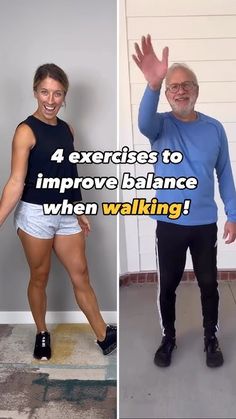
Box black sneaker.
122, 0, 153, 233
204, 336, 224, 367
97, 325, 117, 355
33, 331, 51, 360
154, 336, 176, 367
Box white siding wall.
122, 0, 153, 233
120, 0, 236, 272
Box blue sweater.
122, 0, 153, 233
138, 86, 236, 225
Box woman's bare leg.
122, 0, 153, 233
53, 232, 106, 341
17, 229, 53, 332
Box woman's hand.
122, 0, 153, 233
77, 214, 91, 237
132, 34, 169, 90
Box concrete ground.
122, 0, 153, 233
0, 323, 116, 418
120, 281, 236, 419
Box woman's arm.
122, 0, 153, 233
0, 123, 35, 226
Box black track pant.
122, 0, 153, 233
155, 221, 219, 338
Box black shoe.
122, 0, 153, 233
154, 336, 176, 367
204, 336, 224, 368
97, 325, 117, 355
33, 331, 51, 360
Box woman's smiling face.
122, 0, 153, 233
34, 76, 65, 125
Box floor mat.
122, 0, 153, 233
0, 324, 117, 418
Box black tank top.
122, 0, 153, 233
20, 115, 82, 204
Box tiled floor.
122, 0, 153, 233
120, 281, 236, 419
0, 324, 117, 418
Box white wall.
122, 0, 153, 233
120, 0, 236, 272
0, 0, 117, 313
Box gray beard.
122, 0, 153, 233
171, 104, 195, 117
169, 97, 197, 117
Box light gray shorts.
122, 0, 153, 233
14, 201, 82, 239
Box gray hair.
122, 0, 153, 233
165, 63, 198, 87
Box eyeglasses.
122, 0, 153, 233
166, 81, 198, 94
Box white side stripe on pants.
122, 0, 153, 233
155, 232, 165, 336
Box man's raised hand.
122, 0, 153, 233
132, 34, 169, 90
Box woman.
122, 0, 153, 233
0, 63, 116, 360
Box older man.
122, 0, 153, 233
133, 35, 236, 368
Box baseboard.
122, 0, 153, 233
120, 270, 236, 286
0, 311, 117, 324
